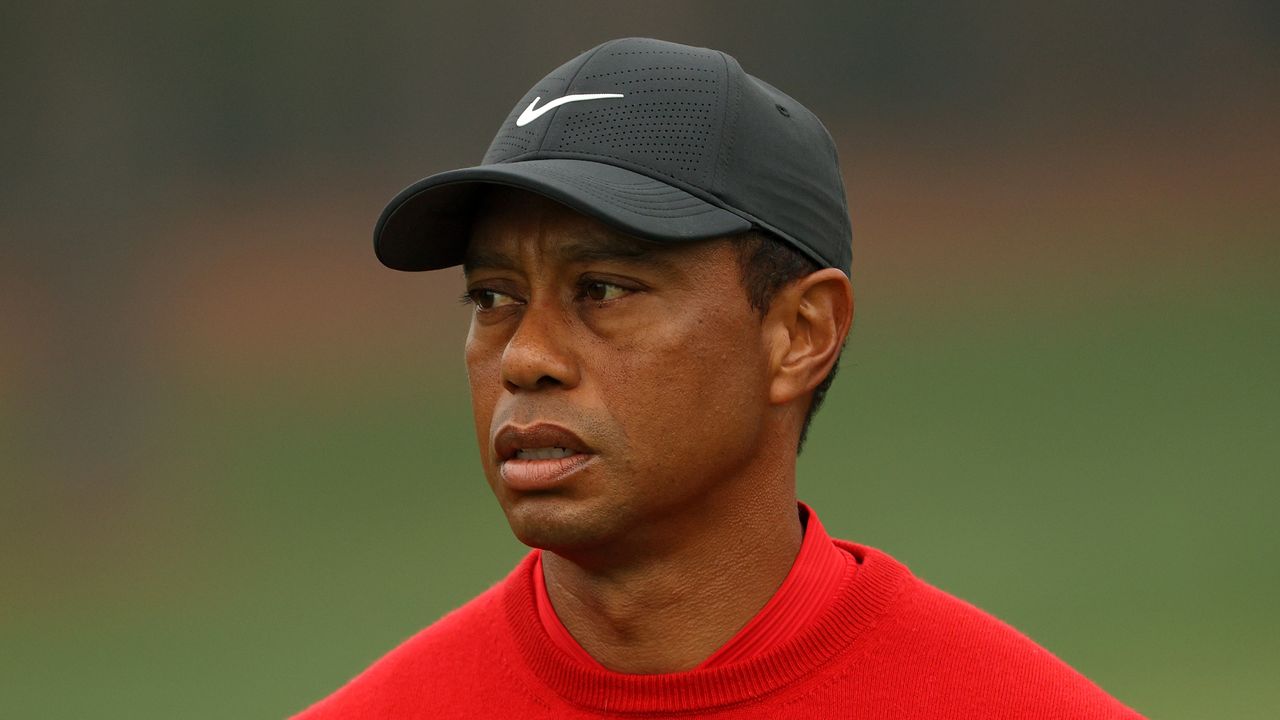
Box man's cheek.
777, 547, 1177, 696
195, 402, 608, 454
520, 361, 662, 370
464, 342, 503, 395
465, 354, 501, 459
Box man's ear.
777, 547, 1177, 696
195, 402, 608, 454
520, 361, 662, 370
764, 269, 854, 407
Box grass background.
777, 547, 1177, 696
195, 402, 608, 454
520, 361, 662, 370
2, 2, 1277, 717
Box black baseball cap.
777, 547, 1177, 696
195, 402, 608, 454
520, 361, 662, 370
374, 37, 852, 275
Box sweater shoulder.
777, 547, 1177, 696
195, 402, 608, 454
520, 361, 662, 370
871, 570, 1144, 718
290, 564, 520, 720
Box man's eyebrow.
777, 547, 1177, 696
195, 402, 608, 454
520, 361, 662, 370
464, 230, 672, 274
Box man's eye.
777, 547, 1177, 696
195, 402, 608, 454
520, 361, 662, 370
466, 288, 518, 310
582, 281, 629, 302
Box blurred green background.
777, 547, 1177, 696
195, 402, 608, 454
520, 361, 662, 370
2, 2, 1277, 718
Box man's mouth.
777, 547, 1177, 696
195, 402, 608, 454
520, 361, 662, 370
494, 423, 596, 490
514, 447, 577, 460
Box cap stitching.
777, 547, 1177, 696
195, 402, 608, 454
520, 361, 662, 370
713, 51, 739, 195
523, 169, 692, 195
622, 87, 719, 95
607, 53, 705, 59
531, 166, 708, 207
580, 65, 716, 80
606, 49, 706, 57
536, 42, 613, 153
533, 168, 718, 216
504, 150, 732, 213
535, 175, 706, 203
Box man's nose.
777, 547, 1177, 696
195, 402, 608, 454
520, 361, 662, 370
500, 300, 581, 392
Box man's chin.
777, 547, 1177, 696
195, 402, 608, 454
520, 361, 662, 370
501, 496, 623, 554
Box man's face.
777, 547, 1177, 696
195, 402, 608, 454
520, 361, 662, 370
463, 189, 776, 558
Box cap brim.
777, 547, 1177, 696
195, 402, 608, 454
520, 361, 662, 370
373, 158, 752, 271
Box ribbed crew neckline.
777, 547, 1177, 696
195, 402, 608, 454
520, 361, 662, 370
698, 503, 854, 667
502, 529, 911, 714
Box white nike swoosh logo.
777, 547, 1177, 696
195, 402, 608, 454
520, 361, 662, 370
516, 93, 624, 127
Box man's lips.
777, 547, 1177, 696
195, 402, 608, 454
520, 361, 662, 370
494, 422, 593, 461
493, 423, 596, 491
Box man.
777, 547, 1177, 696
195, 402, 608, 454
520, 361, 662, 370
296, 37, 1144, 718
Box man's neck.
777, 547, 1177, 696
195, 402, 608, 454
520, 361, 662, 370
539, 493, 804, 674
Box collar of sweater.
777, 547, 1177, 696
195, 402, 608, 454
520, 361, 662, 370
502, 522, 912, 714
533, 503, 855, 670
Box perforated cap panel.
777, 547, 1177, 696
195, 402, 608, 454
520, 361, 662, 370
483, 38, 728, 192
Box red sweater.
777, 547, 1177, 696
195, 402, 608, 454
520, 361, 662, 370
295, 540, 1144, 718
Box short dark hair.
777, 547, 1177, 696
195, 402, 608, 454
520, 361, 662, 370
730, 230, 845, 453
